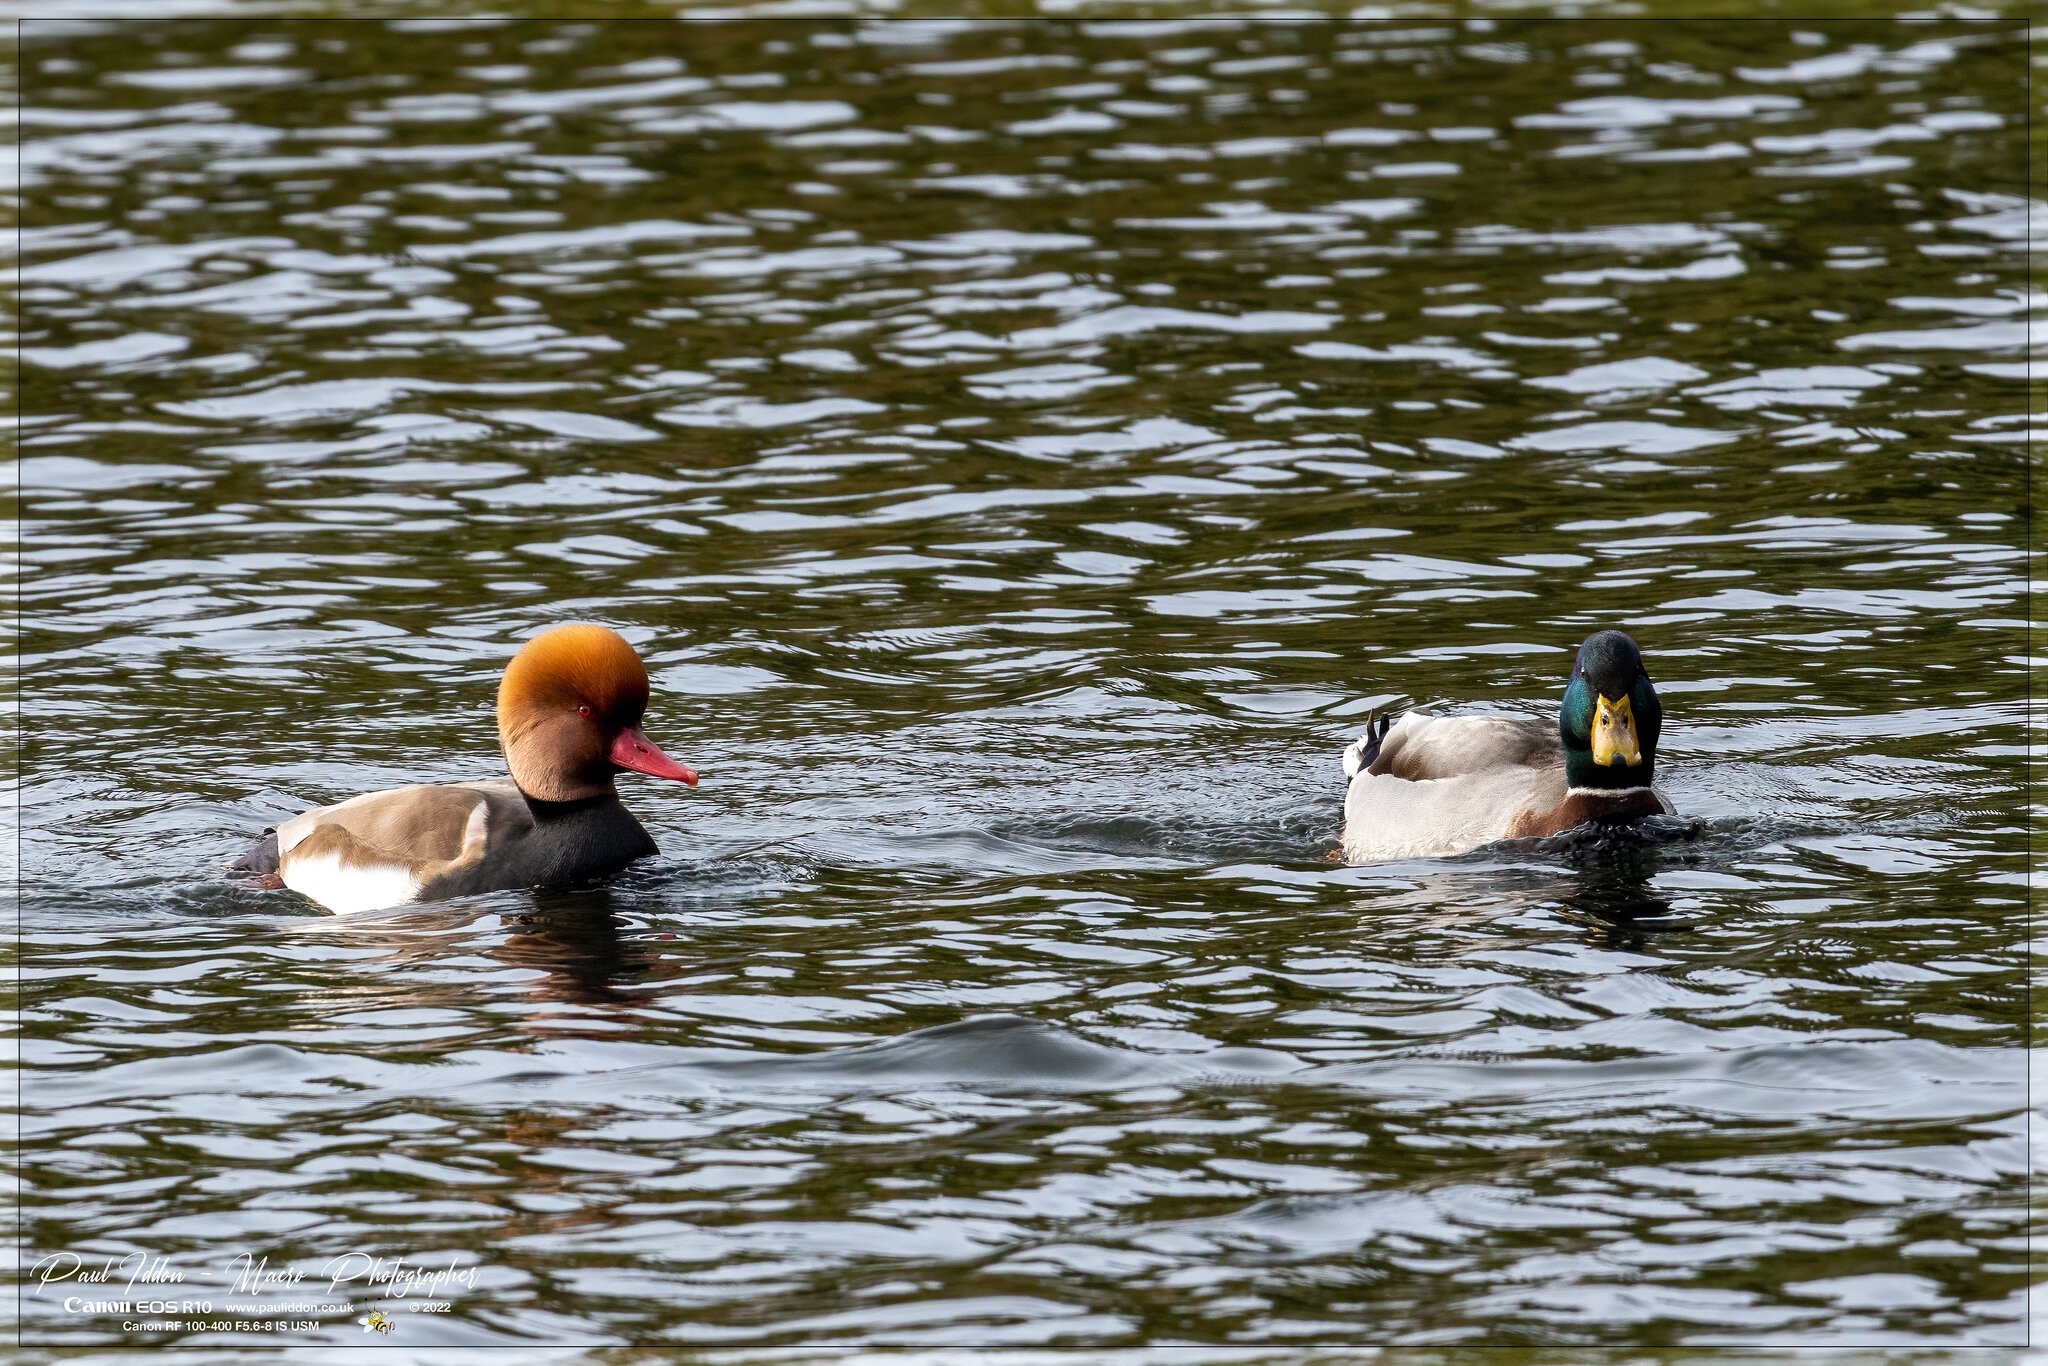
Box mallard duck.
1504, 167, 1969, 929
1339, 629, 1672, 861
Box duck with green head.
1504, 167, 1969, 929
1339, 630, 1673, 861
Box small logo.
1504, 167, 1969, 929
357, 1310, 394, 1335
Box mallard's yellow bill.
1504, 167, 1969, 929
1592, 693, 1642, 767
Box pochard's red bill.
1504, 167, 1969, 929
609, 726, 698, 786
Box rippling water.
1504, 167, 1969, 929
15, 13, 2035, 1351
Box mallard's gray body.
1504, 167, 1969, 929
1340, 710, 1671, 861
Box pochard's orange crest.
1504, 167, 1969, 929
497, 624, 651, 728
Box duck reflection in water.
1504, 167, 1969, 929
288, 886, 693, 1037
1335, 814, 1697, 947
503, 888, 670, 1008
1541, 816, 1698, 946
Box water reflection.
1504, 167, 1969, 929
1555, 846, 1685, 946
502, 898, 649, 1008
16, 11, 2030, 1350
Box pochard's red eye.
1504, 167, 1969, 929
577, 704, 593, 718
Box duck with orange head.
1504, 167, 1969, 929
233, 625, 699, 914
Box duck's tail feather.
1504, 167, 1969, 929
1342, 711, 1397, 782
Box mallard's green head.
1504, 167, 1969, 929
1559, 630, 1661, 791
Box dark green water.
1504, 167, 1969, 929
15, 14, 2035, 1351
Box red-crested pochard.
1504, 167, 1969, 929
232, 624, 699, 914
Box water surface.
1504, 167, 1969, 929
15, 13, 2035, 1349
